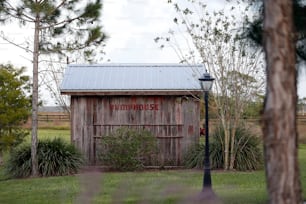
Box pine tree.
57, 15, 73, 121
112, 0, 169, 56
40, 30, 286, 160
0, 0, 106, 176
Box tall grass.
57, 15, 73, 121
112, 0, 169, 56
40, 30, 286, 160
184, 125, 263, 171
5, 138, 83, 178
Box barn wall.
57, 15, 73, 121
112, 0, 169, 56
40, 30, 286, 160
70, 95, 200, 166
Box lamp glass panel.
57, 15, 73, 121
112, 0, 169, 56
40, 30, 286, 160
201, 80, 213, 91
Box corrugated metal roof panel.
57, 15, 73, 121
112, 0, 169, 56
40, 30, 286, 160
60, 64, 205, 93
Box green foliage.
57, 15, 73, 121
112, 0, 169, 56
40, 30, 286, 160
244, 0, 306, 62
0, 0, 106, 62
0, 64, 31, 152
5, 138, 83, 178
242, 99, 263, 118
0, 129, 28, 152
183, 125, 263, 171
99, 127, 158, 171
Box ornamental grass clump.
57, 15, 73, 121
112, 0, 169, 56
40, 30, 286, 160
6, 138, 83, 178
183, 124, 263, 171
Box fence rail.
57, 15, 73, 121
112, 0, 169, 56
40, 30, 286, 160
38, 114, 70, 122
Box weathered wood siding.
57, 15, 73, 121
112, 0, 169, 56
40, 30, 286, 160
70, 95, 200, 166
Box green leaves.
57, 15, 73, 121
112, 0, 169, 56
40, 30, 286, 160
1, 0, 106, 62
80, 0, 101, 21
86, 26, 105, 45
99, 127, 158, 171
0, 64, 30, 128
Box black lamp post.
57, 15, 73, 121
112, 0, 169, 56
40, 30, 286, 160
199, 70, 215, 190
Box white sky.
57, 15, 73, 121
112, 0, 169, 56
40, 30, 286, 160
102, 0, 180, 63
0, 0, 305, 105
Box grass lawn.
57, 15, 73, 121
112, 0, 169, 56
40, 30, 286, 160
0, 129, 305, 203
0, 168, 268, 204
22, 129, 71, 143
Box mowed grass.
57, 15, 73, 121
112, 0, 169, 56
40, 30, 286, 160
0, 168, 268, 203
0, 129, 305, 203
299, 144, 306, 199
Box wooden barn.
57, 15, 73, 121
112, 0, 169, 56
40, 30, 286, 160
60, 64, 203, 166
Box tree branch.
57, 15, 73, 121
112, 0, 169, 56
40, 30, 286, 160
0, 32, 33, 54
39, 15, 80, 30
52, 0, 67, 15
3, 1, 35, 22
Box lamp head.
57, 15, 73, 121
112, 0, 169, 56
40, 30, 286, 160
198, 71, 215, 92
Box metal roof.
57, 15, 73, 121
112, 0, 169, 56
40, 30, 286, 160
60, 64, 204, 95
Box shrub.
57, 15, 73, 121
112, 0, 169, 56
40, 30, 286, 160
0, 129, 28, 151
5, 138, 83, 178
183, 125, 263, 171
99, 127, 158, 171
0, 129, 28, 163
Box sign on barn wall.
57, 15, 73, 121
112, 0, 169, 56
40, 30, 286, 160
110, 103, 159, 111
109, 96, 160, 111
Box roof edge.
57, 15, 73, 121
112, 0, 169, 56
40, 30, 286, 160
67, 63, 203, 68
61, 90, 202, 96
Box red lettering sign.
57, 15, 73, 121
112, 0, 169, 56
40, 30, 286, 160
110, 103, 159, 111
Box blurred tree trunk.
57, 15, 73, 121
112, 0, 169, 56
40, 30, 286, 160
263, 0, 302, 203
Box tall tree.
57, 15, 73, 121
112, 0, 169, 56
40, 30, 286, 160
263, 0, 302, 203
0, 0, 106, 176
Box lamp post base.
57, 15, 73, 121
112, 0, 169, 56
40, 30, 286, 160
187, 188, 221, 204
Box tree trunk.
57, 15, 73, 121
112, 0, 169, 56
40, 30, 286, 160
31, 16, 40, 177
223, 125, 230, 170
229, 128, 237, 170
263, 0, 302, 203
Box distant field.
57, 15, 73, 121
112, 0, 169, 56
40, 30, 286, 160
22, 117, 306, 147
38, 129, 70, 142
28, 113, 306, 143
23, 129, 70, 143
23, 112, 70, 130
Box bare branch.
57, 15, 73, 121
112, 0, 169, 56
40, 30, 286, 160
0, 32, 33, 53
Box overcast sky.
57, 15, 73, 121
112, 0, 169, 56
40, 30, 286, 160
102, 0, 179, 63
0, 0, 305, 105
